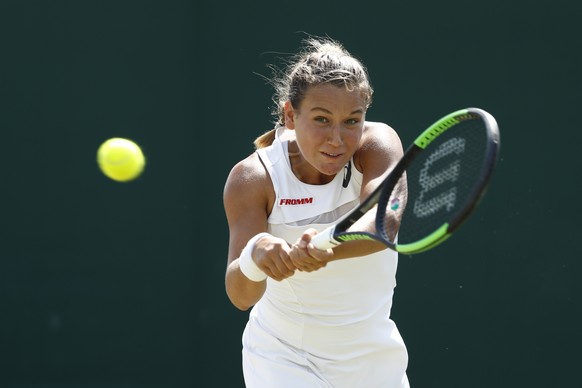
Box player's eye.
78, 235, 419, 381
315, 116, 329, 124
345, 118, 359, 125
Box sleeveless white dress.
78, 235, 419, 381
242, 127, 409, 388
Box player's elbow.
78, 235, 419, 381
231, 298, 253, 311
226, 289, 257, 311
225, 264, 267, 310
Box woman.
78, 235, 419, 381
224, 36, 409, 387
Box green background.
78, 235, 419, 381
1, 0, 580, 387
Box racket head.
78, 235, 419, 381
377, 107, 500, 254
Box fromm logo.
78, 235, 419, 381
279, 197, 314, 206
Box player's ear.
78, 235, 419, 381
284, 101, 296, 129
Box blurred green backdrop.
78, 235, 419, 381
1, 0, 581, 387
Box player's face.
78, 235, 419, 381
285, 83, 366, 183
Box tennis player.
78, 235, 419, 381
224, 36, 409, 387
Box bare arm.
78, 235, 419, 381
356, 122, 404, 203
223, 153, 297, 310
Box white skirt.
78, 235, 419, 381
242, 315, 410, 388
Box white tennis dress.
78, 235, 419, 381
243, 127, 409, 388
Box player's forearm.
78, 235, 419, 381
225, 261, 267, 311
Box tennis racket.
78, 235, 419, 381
311, 107, 500, 255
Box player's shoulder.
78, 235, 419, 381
363, 121, 399, 140
224, 152, 270, 200
354, 121, 403, 172
226, 152, 267, 185
360, 121, 402, 151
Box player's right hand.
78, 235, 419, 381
252, 235, 297, 281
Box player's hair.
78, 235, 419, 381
254, 36, 374, 149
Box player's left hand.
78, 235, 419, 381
289, 228, 333, 272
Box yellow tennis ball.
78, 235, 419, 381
97, 138, 145, 182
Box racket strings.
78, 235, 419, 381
383, 118, 489, 246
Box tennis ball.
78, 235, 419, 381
97, 138, 145, 182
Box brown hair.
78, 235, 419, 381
254, 36, 374, 149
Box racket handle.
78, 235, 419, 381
310, 226, 341, 250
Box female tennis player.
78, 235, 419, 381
224, 36, 410, 387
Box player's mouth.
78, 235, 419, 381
321, 152, 342, 158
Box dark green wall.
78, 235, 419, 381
1, 1, 580, 387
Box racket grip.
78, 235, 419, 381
310, 226, 341, 250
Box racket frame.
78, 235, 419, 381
312, 107, 500, 254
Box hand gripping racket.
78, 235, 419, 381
311, 107, 500, 255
